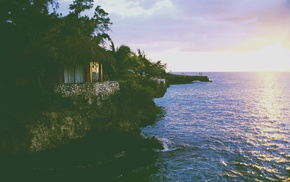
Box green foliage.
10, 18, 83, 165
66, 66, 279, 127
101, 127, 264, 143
0, 0, 167, 162
137, 78, 167, 98
105, 44, 167, 80
0, 0, 167, 133
0, 0, 113, 120
69, 0, 94, 15
0, 0, 112, 83
103, 81, 159, 127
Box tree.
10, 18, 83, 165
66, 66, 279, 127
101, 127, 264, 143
134, 49, 166, 76
0, 0, 58, 83
0, 0, 113, 116
0, 0, 113, 85
48, 1, 113, 65
108, 44, 137, 80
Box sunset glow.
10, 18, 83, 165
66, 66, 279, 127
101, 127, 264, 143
150, 43, 290, 72
58, 0, 290, 72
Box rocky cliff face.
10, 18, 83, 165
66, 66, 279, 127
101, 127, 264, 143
0, 80, 166, 154
29, 81, 120, 152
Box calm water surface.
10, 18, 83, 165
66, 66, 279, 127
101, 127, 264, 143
142, 72, 290, 181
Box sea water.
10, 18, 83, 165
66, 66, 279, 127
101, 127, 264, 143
141, 72, 290, 181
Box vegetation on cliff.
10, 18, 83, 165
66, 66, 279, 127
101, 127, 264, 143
0, 0, 114, 133
0, 0, 167, 122
0, 1, 169, 180
0, 79, 165, 181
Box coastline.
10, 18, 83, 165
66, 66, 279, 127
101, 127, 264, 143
0, 80, 166, 181
1, 132, 163, 181
0, 75, 211, 181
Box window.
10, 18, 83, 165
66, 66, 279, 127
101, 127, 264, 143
64, 64, 86, 83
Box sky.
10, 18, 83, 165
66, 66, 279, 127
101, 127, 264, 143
58, 0, 290, 72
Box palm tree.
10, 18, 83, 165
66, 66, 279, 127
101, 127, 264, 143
106, 44, 136, 80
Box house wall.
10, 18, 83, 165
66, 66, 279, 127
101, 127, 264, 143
61, 62, 102, 84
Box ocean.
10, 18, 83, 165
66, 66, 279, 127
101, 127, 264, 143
141, 72, 290, 181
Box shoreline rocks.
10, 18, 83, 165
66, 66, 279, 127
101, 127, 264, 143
0, 132, 163, 181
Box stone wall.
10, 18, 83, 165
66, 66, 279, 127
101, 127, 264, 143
54, 81, 120, 102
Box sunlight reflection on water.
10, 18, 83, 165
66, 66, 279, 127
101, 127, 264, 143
142, 72, 290, 181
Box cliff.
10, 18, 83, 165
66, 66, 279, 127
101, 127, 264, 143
0, 78, 168, 180
0, 80, 166, 154
164, 73, 211, 84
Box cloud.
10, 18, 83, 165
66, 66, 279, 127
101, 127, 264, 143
126, 0, 159, 10
57, 0, 290, 53
54, 0, 290, 71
